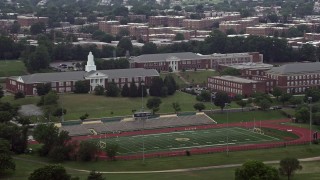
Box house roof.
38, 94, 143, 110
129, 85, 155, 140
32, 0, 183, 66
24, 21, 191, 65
213, 76, 259, 83
267, 62, 320, 75
10, 68, 159, 84
130, 52, 208, 63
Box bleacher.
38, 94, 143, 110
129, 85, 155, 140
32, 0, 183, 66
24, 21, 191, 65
59, 114, 215, 136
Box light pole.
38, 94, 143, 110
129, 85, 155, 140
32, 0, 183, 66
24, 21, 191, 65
225, 103, 230, 156
141, 80, 145, 163
308, 96, 312, 145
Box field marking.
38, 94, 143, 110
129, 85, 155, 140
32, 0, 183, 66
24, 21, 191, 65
234, 127, 280, 141
170, 143, 236, 150
228, 128, 266, 141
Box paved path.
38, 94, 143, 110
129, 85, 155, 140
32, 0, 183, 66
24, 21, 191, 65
13, 156, 320, 174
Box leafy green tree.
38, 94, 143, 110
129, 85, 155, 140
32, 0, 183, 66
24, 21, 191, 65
193, 103, 205, 112
80, 113, 89, 121
87, 170, 105, 180
30, 22, 46, 35
117, 37, 132, 56
149, 77, 164, 97
74, 80, 90, 94
141, 42, 157, 54
174, 33, 185, 41
196, 90, 211, 102
77, 141, 98, 162
163, 75, 177, 95
129, 80, 138, 97
300, 44, 316, 62
279, 93, 292, 105
26, 45, 50, 72
279, 157, 302, 180
220, 67, 241, 76
14, 91, 25, 99
304, 88, 320, 102
214, 91, 230, 111
295, 106, 309, 123
225, 28, 236, 35
36, 83, 52, 96
0, 85, 3, 99
146, 97, 162, 114
94, 85, 105, 96
28, 165, 71, 180
236, 100, 247, 111
235, 160, 279, 180
173, 5, 182, 11
272, 87, 283, 101
289, 97, 302, 106
0, 111, 13, 123
172, 102, 181, 113
0, 138, 15, 175
52, 108, 67, 118
106, 82, 120, 97
258, 99, 272, 110
121, 84, 130, 97
101, 34, 114, 43
38, 91, 59, 106
105, 143, 119, 160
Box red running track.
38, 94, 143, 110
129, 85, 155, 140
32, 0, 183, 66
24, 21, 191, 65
29, 119, 314, 160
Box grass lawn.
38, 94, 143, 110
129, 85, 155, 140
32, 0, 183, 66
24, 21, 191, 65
90, 127, 279, 155
4, 145, 320, 180
57, 91, 239, 120
0, 60, 27, 77
178, 70, 219, 86
1, 95, 40, 106
160, 72, 187, 89
209, 110, 287, 124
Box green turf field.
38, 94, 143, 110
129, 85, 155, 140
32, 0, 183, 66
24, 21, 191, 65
91, 127, 279, 155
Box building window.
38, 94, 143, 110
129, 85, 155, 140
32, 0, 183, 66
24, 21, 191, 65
59, 82, 64, 86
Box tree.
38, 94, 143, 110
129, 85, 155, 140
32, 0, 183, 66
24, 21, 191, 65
141, 42, 157, 54
279, 157, 302, 180
196, 90, 211, 102
14, 91, 25, 99
121, 84, 130, 97
172, 102, 181, 113
52, 108, 67, 118
214, 91, 230, 111
105, 143, 119, 160
163, 75, 177, 95
77, 141, 98, 162
30, 22, 46, 35
174, 33, 185, 41
146, 97, 162, 114
28, 165, 71, 180
259, 99, 272, 110
279, 93, 293, 105
87, 170, 105, 180
295, 106, 309, 123
38, 91, 59, 106
272, 87, 283, 101
304, 88, 320, 103
94, 85, 105, 96
220, 67, 241, 76
137, 83, 147, 98
0, 139, 15, 175
117, 37, 132, 56
26, 45, 50, 72
173, 5, 182, 11
0, 85, 3, 99
289, 97, 302, 106
236, 100, 247, 111
10, 21, 20, 34
0, 111, 13, 123
149, 77, 165, 97
235, 160, 279, 180
36, 83, 52, 96
193, 103, 205, 112
129, 81, 138, 97
226, 28, 236, 35
74, 80, 90, 94
106, 82, 120, 97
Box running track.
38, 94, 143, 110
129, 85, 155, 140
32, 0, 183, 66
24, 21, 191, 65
30, 119, 314, 160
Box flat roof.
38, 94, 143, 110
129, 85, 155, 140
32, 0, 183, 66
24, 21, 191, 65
223, 63, 273, 70
212, 76, 259, 83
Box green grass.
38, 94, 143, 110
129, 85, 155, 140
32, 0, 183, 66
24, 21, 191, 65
262, 127, 299, 140
209, 110, 287, 124
160, 72, 187, 89
282, 122, 320, 132
1, 95, 40, 106
3, 145, 320, 180
90, 127, 279, 155
57, 91, 239, 120
0, 60, 27, 77
179, 70, 219, 86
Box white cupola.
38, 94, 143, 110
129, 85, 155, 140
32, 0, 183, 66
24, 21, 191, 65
85, 51, 96, 72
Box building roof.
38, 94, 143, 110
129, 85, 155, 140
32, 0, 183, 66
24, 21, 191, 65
267, 62, 320, 75
222, 63, 273, 70
212, 76, 259, 83
11, 68, 159, 84
131, 52, 207, 63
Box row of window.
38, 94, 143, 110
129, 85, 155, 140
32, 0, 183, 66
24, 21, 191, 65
287, 87, 308, 93
51, 81, 72, 87
209, 79, 243, 88
286, 80, 319, 86
209, 84, 243, 94
286, 74, 320, 80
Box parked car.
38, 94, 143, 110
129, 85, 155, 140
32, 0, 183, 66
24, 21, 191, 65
270, 106, 282, 110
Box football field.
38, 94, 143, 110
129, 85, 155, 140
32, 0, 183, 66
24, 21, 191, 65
91, 127, 280, 155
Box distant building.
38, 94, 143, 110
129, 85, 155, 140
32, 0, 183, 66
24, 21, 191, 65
17, 16, 48, 27
6, 52, 159, 95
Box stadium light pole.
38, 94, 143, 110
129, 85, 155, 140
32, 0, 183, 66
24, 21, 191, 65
308, 96, 312, 146
225, 103, 230, 156
141, 80, 145, 163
